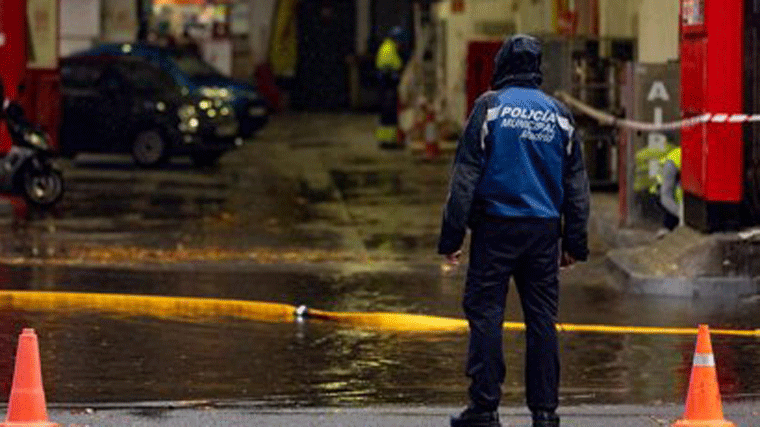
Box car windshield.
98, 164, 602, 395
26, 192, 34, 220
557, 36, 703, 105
171, 53, 220, 79
119, 62, 178, 92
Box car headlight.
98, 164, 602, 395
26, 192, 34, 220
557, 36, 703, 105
178, 104, 197, 119
178, 104, 200, 133
199, 87, 234, 101
198, 99, 212, 110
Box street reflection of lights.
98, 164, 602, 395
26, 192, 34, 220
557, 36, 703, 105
199, 100, 212, 110
207, 109, 217, 118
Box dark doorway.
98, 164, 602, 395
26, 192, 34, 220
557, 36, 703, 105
293, 0, 356, 111
371, 0, 410, 45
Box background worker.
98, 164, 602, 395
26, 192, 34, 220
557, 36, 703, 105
658, 146, 682, 235
438, 35, 590, 427
375, 26, 405, 149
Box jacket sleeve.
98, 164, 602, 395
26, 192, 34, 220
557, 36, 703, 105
438, 97, 488, 255
561, 111, 591, 261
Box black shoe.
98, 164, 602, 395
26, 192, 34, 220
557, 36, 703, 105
450, 406, 501, 427
532, 410, 559, 427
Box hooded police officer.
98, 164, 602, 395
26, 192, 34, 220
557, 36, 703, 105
439, 35, 590, 427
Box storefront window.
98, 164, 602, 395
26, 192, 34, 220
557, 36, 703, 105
27, 0, 58, 68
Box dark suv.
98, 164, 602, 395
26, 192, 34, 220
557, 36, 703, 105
60, 55, 240, 167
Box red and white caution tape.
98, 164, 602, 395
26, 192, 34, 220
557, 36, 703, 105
556, 91, 760, 132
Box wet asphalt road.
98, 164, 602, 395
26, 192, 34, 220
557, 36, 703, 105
1, 260, 760, 410
0, 114, 758, 423
0, 113, 458, 262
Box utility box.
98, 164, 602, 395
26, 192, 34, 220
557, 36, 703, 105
0, 0, 61, 153
679, 0, 745, 231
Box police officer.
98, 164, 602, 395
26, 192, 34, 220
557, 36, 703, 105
658, 146, 682, 234
375, 26, 405, 148
439, 35, 590, 427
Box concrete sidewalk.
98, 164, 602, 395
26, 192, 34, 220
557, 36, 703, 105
44, 403, 760, 426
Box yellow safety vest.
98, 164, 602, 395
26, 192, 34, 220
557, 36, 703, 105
657, 147, 682, 202
375, 38, 403, 72
663, 146, 682, 170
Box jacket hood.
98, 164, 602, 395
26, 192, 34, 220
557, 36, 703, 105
491, 34, 543, 90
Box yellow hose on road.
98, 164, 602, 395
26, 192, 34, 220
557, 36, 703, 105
309, 310, 760, 337
0, 291, 296, 323
306, 308, 469, 333
0, 290, 758, 336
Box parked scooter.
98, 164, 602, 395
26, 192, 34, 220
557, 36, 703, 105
0, 101, 64, 208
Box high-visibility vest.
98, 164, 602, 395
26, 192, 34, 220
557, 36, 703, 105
375, 38, 403, 72
657, 147, 682, 202
663, 146, 682, 170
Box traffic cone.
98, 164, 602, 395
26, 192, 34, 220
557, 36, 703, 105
424, 105, 440, 160
1, 329, 58, 427
672, 325, 735, 427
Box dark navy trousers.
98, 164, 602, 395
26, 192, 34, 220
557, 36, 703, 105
463, 216, 560, 414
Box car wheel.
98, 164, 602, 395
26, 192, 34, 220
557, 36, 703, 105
190, 150, 225, 168
132, 130, 168, 167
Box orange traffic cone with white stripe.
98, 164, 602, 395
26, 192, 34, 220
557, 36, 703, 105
1, 329, 58, 427
672, 325, 735, 427
423, 104, 440, 160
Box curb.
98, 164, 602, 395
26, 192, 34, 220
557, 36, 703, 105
605, 251, 758, 298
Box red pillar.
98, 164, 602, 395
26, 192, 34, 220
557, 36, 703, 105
0, 0, 29, 153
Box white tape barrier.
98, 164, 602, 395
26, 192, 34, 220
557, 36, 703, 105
555, 91, 760, 132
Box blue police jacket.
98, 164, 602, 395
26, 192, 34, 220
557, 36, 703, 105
438, 35, 590, 260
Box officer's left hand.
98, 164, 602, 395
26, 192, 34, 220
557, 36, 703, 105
444, 250, 463, 265
560, 251, 576, 268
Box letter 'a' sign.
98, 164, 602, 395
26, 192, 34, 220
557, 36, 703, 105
682, 0, 704, 26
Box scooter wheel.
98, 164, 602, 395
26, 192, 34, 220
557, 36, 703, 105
21, 168, 64, 208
